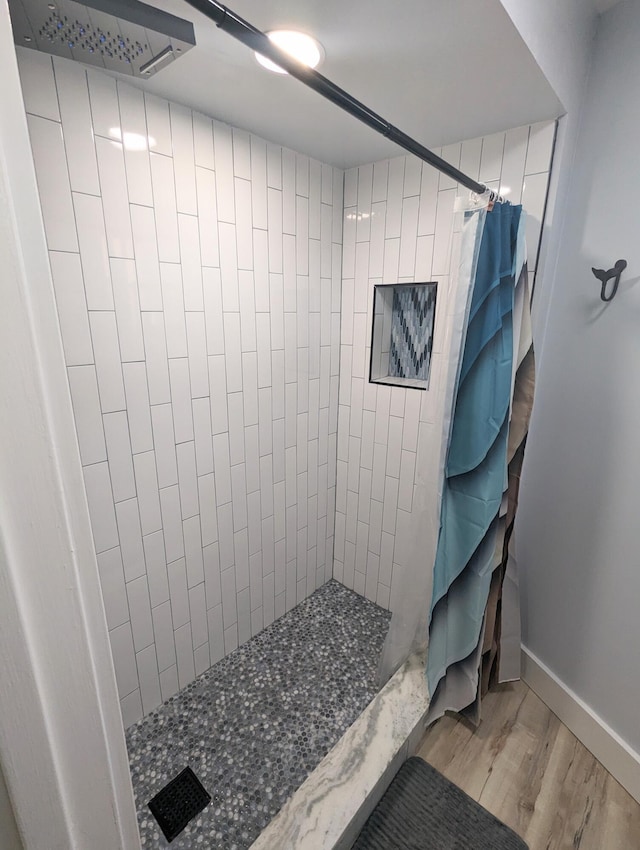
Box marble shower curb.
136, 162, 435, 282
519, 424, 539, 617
249, 654, 430, 850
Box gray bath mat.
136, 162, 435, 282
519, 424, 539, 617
352, 757, 528, 850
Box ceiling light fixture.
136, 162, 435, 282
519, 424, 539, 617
255, 30, 323, 75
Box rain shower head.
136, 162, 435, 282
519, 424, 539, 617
9, 0, 195, 77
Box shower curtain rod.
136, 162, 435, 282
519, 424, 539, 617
183, 0, 490, 197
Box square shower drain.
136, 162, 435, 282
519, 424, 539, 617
147, 766, 211, 843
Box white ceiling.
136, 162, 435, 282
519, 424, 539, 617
114, 0, 564, 168
594, 0, 623, 12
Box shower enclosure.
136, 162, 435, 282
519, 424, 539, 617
9, 31, 555, 849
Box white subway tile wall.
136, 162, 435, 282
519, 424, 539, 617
18, 48, 343, 726
335, 123, 554, 609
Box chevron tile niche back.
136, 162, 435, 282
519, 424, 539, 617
389, 284, 436, 382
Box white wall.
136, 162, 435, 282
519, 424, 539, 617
499, 0, 597, 113
1, 13, 139, 846
335, 124, 554, 609
0, 762, 22, 850
17, 48, 343, 726
517, 0, 640, 756
499, 0, 598, 351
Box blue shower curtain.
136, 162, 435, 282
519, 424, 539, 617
426, 202, 523, 701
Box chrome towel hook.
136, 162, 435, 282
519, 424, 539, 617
591, 259, 627, 302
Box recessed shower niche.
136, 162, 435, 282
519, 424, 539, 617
369, 282, 437, 390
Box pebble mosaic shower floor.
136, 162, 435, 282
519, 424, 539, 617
126, 580, 391, 849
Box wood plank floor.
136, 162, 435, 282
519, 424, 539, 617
417, 680, 640, 850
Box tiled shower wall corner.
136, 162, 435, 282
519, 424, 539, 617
17, 47, 343, 727
335, 122, 555, 609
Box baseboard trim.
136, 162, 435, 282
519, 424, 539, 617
521, 646, 640, 803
